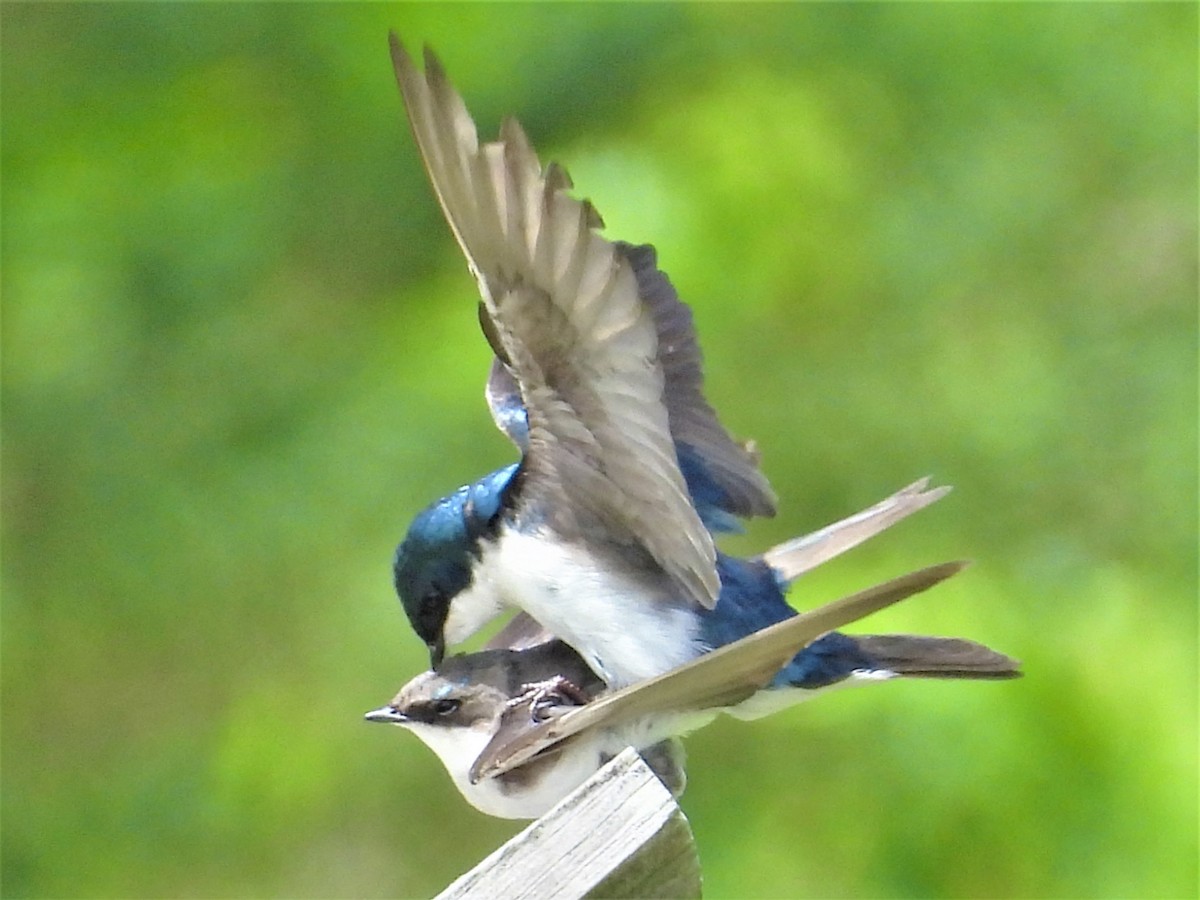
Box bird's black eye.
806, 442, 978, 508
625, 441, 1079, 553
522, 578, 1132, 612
433, 698, 460, 716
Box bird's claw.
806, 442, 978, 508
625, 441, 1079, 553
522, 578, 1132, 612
507, 675, 590, 723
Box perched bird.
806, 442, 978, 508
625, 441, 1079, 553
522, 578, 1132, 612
387, 36, 959, 687
365, 638, 647, 819
367, 561, 1020, 818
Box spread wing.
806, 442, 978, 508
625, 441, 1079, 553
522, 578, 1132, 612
391, 35, 719, 608
484, 244, 778, 533
471, 561, 969, 779
618, 242, 776, 526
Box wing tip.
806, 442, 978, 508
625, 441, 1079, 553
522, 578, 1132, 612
387, 31, 413, 85
909, 476, 953, 502
386, 33, 448, 84
929, 558, 971, 583
422, 42, 448, 83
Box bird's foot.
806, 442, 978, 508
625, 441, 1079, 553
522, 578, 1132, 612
508, 675, 590, 722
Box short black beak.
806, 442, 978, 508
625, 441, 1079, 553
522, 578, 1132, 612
364, 706, 407, 724
428, 636, 446, 669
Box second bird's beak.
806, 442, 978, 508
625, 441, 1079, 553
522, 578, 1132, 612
364, 706, 407, 724
429, 636, 446, 669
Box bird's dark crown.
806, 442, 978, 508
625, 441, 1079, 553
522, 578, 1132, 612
393, 464, 519, 652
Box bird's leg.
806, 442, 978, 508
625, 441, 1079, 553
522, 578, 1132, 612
508, 675, 590, 722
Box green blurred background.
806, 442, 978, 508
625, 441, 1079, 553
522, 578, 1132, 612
3, 3, 1196, 898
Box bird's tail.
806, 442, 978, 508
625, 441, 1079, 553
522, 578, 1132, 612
731, 631, 1019, 721
852, 634, 1021, 680
759, 478, 950, 584
770, 631, 1020, 694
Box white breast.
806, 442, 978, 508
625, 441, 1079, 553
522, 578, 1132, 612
403, 720, 619, 819
455, 526, 703, 686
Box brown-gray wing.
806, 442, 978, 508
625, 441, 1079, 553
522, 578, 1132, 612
617, 242, 776, 522
472, 561, 969, 779
390, 35, 718, 608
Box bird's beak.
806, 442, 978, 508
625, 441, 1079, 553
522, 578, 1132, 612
364, 706, 407, 724
429, 635, 446, 669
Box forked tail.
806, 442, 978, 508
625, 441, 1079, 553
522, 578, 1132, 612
853, 634, 1021, 679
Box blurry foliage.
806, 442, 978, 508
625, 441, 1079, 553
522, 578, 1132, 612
2, 3, 1196, 899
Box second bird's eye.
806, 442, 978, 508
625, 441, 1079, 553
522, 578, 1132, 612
433, 699, 460, 716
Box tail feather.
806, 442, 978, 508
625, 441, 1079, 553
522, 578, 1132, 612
856, 634, 1021, 679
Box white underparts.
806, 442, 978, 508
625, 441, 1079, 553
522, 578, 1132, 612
448, 526, 702, 686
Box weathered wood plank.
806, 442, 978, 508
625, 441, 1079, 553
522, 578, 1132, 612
435, 747, 701, 900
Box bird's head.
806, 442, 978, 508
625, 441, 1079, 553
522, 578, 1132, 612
392, 465, 519, 665
365, 670, 507, 731
393, 507, 472, 666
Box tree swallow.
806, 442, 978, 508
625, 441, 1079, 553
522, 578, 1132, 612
367, 561, 1020, 819
363, 637, 686, 819
387, 36, 960, 688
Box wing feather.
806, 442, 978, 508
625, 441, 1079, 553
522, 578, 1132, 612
618, 243, 776, 522
391, 34, 720, 607
472, 561, 970, 779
